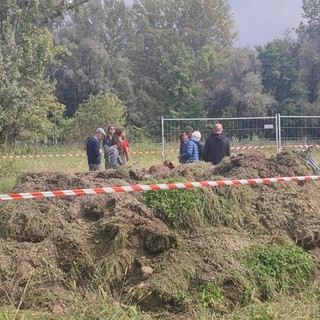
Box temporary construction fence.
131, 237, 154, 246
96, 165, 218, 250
161, 114, 320, 160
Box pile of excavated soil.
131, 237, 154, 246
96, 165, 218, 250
0, 151, 320, 318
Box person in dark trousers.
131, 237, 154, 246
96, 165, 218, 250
86, 128, 106, 171
203, 123, 230, 165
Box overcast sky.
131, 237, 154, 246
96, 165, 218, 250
229, 0, 304, 46
124, 0, 305, 47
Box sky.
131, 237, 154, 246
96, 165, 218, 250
125, 0, 305, 47
229, 0, 304, 46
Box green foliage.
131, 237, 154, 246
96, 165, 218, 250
141, 186, 207, 229
163, 44, 206, 118
65, 92, 125, 145
240, 241, 314, 301
0, 1, 68, 146
197, 283, 226, 309
206, 47, 275, 117
141, 181, 254, 230
257, 39, 302, 114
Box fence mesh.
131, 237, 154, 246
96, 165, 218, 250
280, 116, 320, 145
162, 117, 278, 158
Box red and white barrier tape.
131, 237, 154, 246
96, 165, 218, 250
231, 145, 274, 150
0, 154, 86, 159
1, 175, 319, 201
129, 149, 177, 155
0, 149, 179, 159
283, 144, 320, 149
0, 145, 319, 160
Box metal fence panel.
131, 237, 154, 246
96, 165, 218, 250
279, 116, 320, 147
161, 116, 278, 159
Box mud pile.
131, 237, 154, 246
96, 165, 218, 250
0, 151, 319, 318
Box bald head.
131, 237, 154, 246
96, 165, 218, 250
214, 123, 223, 134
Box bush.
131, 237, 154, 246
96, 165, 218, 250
64, 92, 125, 145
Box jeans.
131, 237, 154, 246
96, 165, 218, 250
89, 164, 100, 171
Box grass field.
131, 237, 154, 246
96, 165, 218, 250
0, 142, 169, 193
0, 142, 319, 194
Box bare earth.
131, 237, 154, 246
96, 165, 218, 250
0, 151, 319, 318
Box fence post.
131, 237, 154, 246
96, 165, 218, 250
161, 116, 165, 162
276, 113, 282, 153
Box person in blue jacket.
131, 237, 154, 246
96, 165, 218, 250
179, 126, 193, 163
179, 129, 199, 163
191, 131, 205, 160
86, 128, 106, 171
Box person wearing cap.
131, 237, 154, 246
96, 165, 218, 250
203, 123, 230, 165
86, 128, 106, 171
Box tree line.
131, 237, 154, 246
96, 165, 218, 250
0, 0, 319, 146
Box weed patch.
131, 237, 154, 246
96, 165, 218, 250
240, 241, 314, 301
141, 181, 254, 230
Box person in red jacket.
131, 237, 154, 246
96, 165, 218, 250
203, 123, 230, 165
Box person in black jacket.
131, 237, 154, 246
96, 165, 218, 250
203, 123, 230, 165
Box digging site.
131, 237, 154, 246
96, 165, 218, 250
0, 151, 320, 319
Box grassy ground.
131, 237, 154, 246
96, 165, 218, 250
1, 146, 320, 319
0, 142, 319, 193
0, 143, 166, 193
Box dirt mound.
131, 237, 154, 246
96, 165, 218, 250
213, 151, 310, 179
0, 152, 320, 318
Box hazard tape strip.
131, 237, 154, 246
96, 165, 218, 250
1, 175, 319, 201
0, 145, 319, 160
0, 149, 178, 159
0, 153, 86, 159
283, 144, 320, 149
231, 145, 274, 150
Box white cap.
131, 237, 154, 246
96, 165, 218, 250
95, 128, 106, 136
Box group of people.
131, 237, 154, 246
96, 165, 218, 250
179, 123, 230, 165
86, 122, 230, 171
86, 125, 129, 171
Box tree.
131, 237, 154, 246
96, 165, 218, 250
296, 0, 320, 105
206, 48, 275, 117
54, 0, 135, 116
257, 39, 304, 114
163, 44, 205, 118
125, 0, 235, 135
65, 92, 125, 145
0, 0, 89, 146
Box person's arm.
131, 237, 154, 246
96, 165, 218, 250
122, 140, 129, 161
180, 140, 192, 161
94, 139, 101, 158
202, 140, 209, 161
226, 140, 231, 157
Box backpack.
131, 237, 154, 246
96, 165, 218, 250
105, 145, 122, 169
